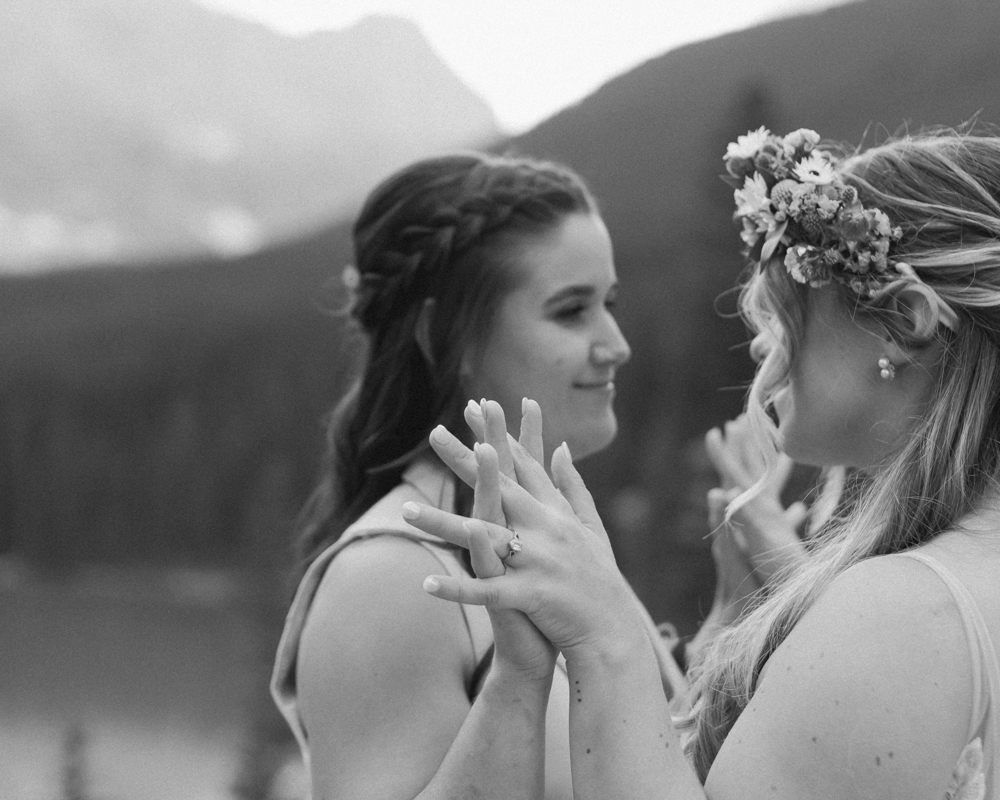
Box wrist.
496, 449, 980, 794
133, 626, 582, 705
562, 614, 651, 677
488, 655, 555, 695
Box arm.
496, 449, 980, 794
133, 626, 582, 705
411, 416, 977, 800
562, 553, 975, 800
704, 555, 973, 800
298, 536, 546, 800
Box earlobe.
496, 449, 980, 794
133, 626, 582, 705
414, 297, 436, 367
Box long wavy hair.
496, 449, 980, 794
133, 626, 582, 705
682, 129, 1000, 779
296, 152, 596, 570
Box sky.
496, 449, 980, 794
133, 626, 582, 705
194, 0, 854, 134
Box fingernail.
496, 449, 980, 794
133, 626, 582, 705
561, 441, 573, 463
423, 576, 440, 592
466, 399, 482, 417
480, 399, 488, 422
401, 501, 420, 520
430, 425, 448, 444
521, 397, 527, 414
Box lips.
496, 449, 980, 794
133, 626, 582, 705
574, 380, 615, 390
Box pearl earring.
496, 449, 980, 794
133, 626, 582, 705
878, 357, 896, 380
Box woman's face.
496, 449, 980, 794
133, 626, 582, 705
466, 211, 631, 464
763, 284, 936, 469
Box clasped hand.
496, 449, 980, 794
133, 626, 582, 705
403, 399, 644, 669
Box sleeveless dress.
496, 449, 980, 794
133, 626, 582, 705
898, 551, 1000, 800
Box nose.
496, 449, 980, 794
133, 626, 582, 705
592, 313, 631, 367
749, 330, 774, 364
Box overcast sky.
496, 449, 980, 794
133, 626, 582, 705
194, 0, 855, 133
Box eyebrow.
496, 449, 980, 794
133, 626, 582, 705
543, 283, 617, 307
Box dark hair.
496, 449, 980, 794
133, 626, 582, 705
296, 152, 596, 568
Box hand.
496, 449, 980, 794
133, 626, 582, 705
411, 404, 644, 662
465, 399, 557, 683
707, 485, 762, 623
704, 415, 809, 586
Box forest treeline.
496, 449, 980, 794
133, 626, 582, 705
6, 0, 1000, 632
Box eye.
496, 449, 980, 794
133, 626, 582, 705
553, 303, 587, 321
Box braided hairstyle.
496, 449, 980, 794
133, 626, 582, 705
297, 152, 596, 568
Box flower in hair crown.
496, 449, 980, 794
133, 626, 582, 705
724, 127, 903, 297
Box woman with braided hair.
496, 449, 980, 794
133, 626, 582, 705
405, 127, 1000, 799
271, 152, 687, 799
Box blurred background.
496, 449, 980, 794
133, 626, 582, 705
2, 0, 999, 796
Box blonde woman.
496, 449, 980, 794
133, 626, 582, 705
408, 128, 1000, 799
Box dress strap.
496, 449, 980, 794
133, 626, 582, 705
896, 550, 999, 789
348, 531, 492, 667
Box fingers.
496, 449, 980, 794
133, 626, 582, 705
518, 398, 544, 464
423, 573, 504, 607
705, 414, 778, 494
784, 500, 809, 530
464, 399, 486, 443
472, 442, 504, 526
762, 452, 795, 498
550, 443, 612, 550
481, 400, 516, 479
707, 487, 729, 531
466, 519, 507, 579
705, 426, 747, 491
469, 443, 515, 575
402, 501, 507, 550
429, 425, 477, 487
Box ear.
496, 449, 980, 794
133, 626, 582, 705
886, 283, 941, 341
877, 285, 948, 379
414, 297, 436, 367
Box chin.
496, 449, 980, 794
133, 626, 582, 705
569, 417, 618, 461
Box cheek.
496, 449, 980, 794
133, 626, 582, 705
782, 369, 879, 465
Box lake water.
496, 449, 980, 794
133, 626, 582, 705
0, 559, 303, 800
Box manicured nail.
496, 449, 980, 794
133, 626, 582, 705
466, 399, 482, 417
430, 425, 448, 444
561, 441, 573, 463
423, 576, 440, 592
480, 399, 488, 422
401, 501, 420, 520
521, 397, 527, 414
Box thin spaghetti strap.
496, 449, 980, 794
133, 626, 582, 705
895, 550, 999, 794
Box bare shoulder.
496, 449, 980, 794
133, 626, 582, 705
296, 535, 479, 796
706, 554, 974, 800
300, 534, 473, 677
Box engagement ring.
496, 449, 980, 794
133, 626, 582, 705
504, 533, 523, 561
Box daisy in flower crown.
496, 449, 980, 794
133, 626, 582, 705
724, 127, 907, 298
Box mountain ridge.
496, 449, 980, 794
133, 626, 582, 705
0, 1, 499, 268
4, 0, 1000, 623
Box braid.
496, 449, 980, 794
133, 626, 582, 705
296, 152, 595, 569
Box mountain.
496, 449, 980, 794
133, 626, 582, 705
506, 0, 1000, 611
3, 0, 1000, 627
0, 0, 499, 268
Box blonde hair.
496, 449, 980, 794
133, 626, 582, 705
682, 129, 1000, 779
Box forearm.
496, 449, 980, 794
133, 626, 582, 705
565, 626, 705, 800
419, 666, 552, 800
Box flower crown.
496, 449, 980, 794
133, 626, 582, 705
725, 127, 913, 298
